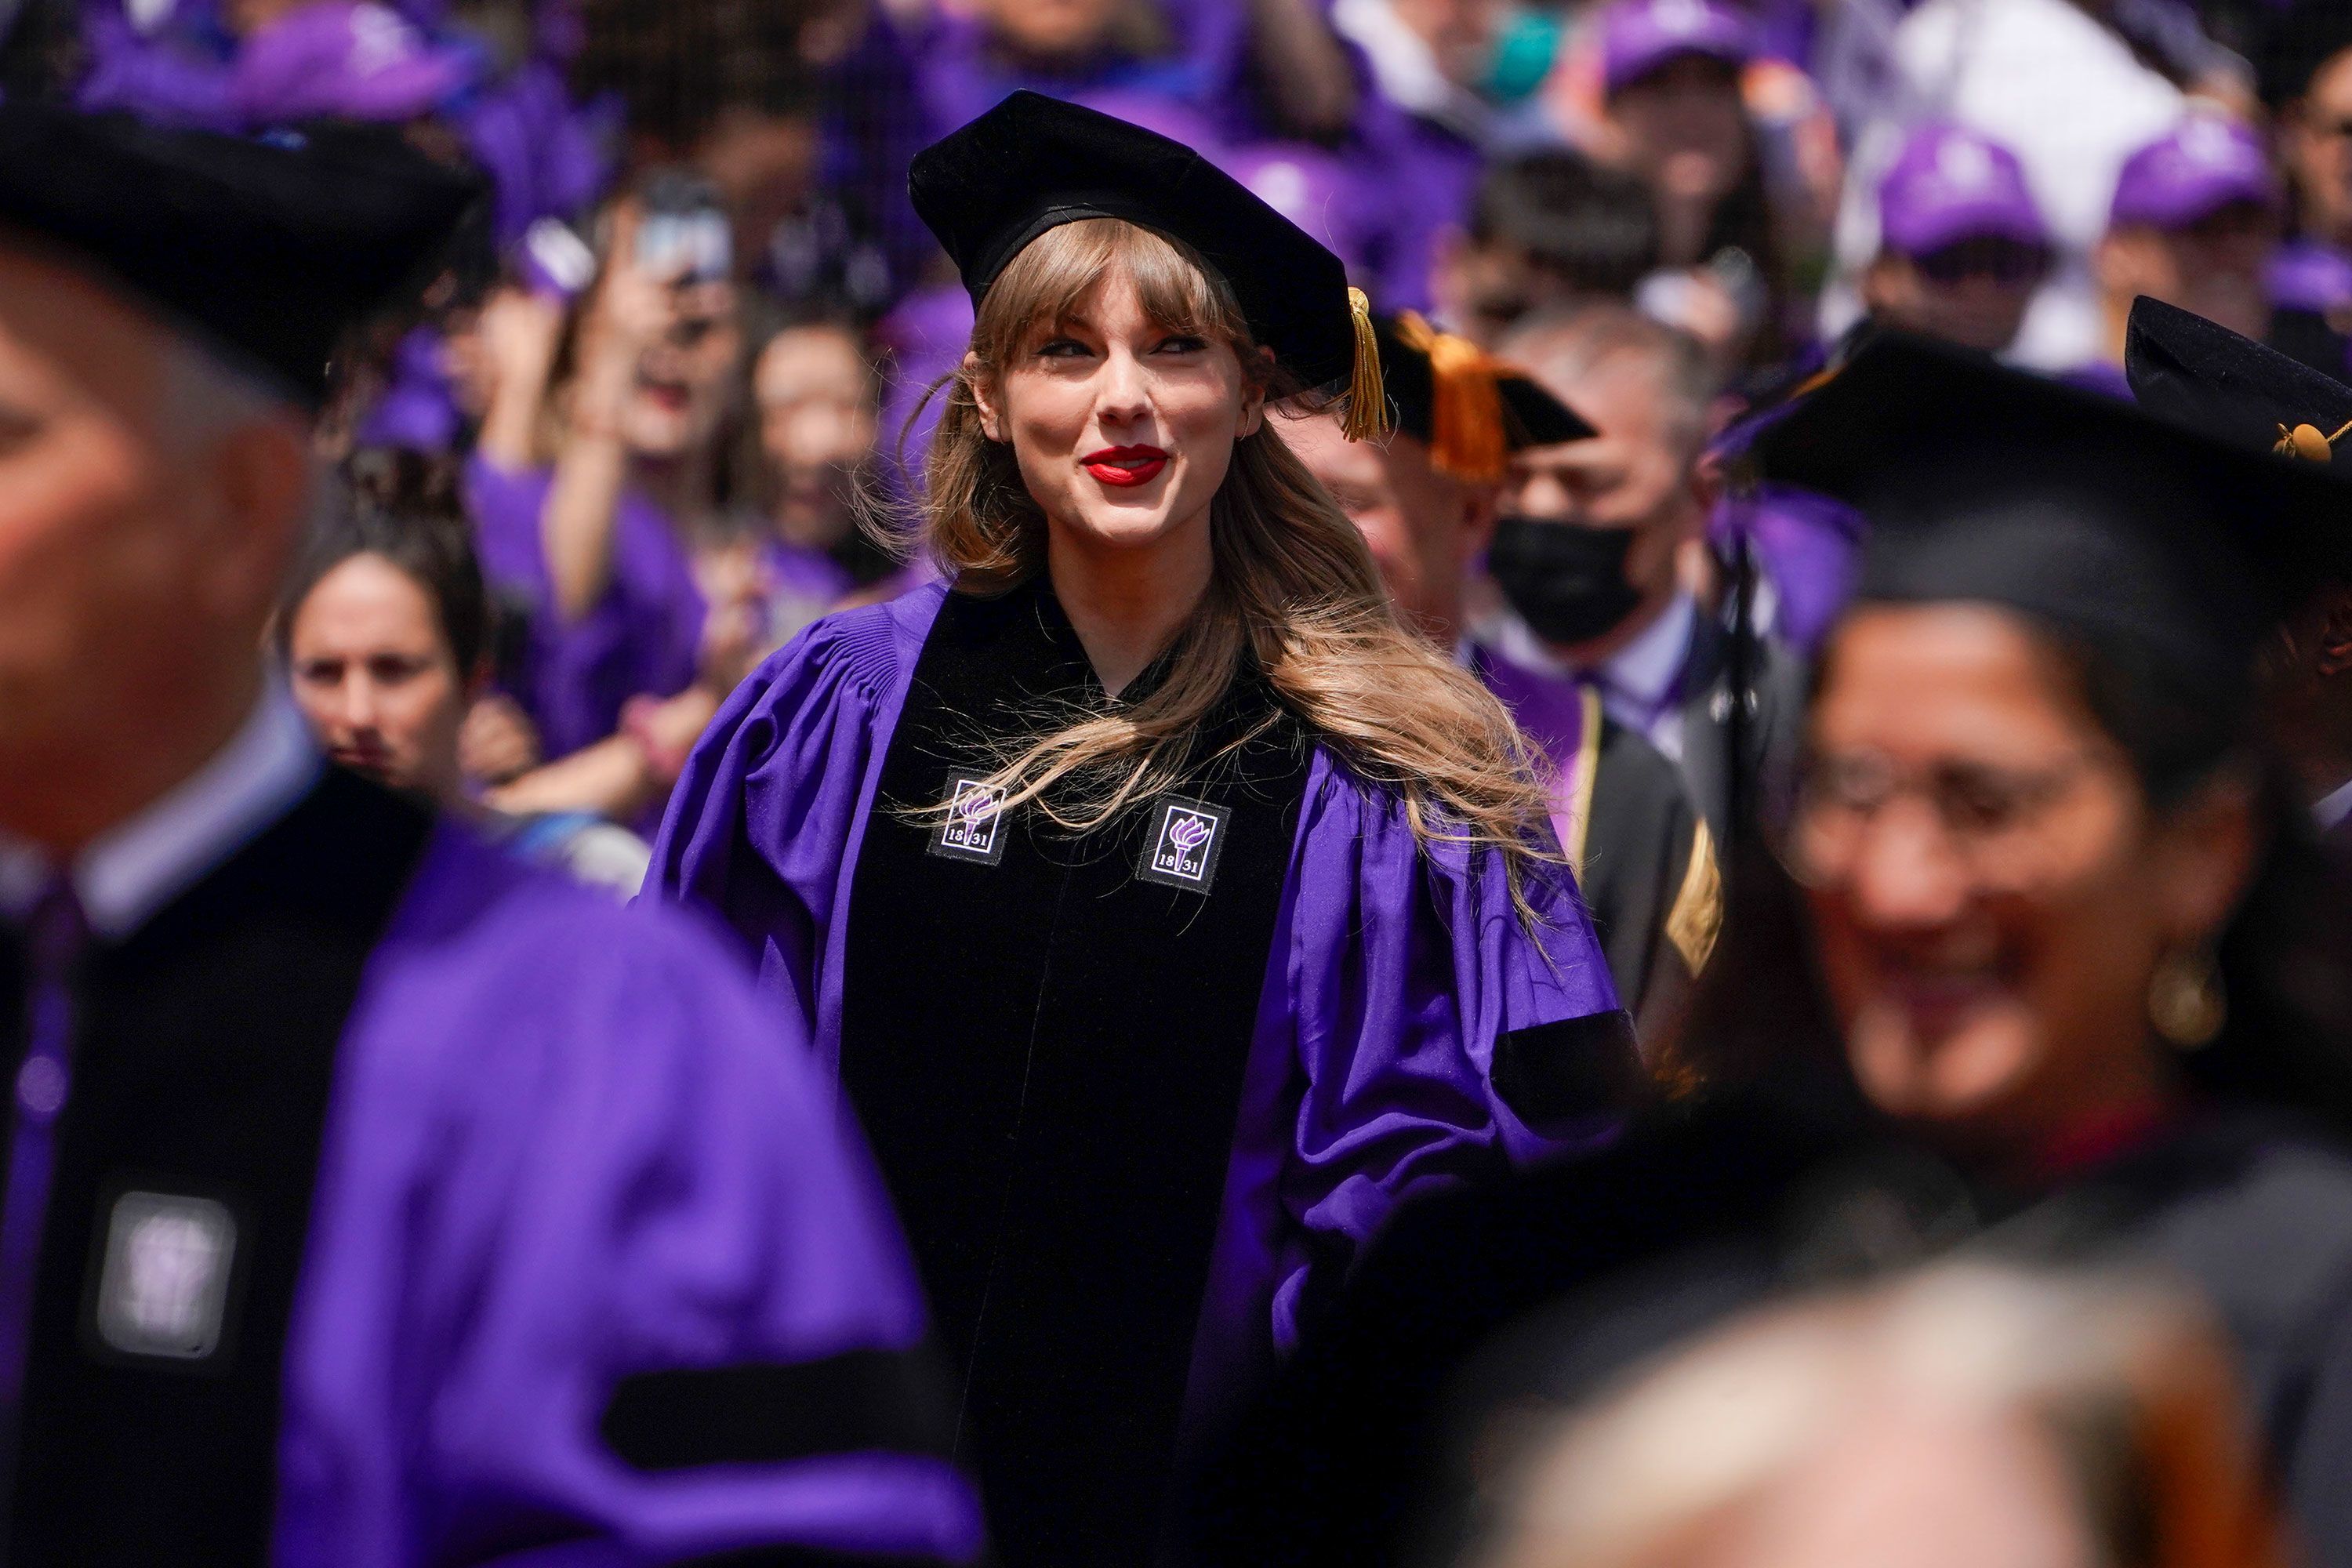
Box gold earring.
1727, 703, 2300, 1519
2149, 947, 2226, 1050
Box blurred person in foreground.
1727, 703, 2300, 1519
1475, 303, 1802, 845
1429, 149, 1661, 350
1194, 336, 2352, 1568
280, 448, 654, 894
1285, 311, 1718, 1036
0, 107, 976, 1563
2074, 114, 2283, 397
1473, 1264, 2289, 1568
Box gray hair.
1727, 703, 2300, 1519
1499, 303, 1717, 458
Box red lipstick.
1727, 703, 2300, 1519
1081, 445, 1168, 488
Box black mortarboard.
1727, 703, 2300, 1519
2126, 295, 2352, 469
909, 90, 1385, 434
1372, 310, 1595, 481
1752, 332, 2352, 698
0, 107, 483, 409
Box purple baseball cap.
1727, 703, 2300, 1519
232, 0, 479, 127
1215, 142, 1371, 277
1877, 123, 2048, 257
2108, 114, 2281, 231
1599, 0, 1754, 97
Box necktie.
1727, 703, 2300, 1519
0, 877, 87, 1420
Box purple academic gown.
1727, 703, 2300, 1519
0, 772, 979, 1565
464, 456, 704, 760
283, 827, 978, 1563
647, 581, 1629, 1557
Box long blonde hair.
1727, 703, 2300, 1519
919, 217, 1559, 887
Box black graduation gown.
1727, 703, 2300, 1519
1191, 1088, 2352, 1568
836, 577, 1316, 1566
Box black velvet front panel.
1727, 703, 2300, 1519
5, 771, 430, 1563
839, 579, 1311, 1566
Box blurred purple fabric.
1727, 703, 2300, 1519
270, 820, 985, 1563
463, 455, 705, 760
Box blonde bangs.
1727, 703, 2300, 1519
971, 218, 1244, 369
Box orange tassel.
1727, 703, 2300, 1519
1393, 310, 1509, 481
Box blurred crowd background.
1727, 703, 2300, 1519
8, 0, 2343, 874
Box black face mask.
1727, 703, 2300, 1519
1486, 516, 1644, 647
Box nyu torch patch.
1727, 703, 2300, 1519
92, 1190, 239, 1363
929, 773, 1010, 866
1138, 796, 1229, 893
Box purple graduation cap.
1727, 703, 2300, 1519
1599, 0, 1754, 96
2108, 114, 2280, 234
1876, 123, 2049, 259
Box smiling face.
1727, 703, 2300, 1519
1796, 604, 2252, 1163
288, 552, 474, 804
970, 225, 1264, 570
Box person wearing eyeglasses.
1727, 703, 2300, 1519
1860, 124, 2051, 358
1192, 337, 2352, 1568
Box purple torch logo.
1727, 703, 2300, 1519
1167, 815, 1212, 854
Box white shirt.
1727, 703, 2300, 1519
1476, 592, 1699, 763
2316, 776, 2352, 834
0, 688, 321, 939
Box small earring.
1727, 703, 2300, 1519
2149, 947, 2226, 1050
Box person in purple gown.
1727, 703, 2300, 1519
1282, 310, 1719, 1039
463, 174, 732, 770
0, 108, 977, 1565
649, 93, 1635, 1566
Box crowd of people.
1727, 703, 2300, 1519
9, 0, 2352, 1561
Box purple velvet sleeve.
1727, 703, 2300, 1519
648, 586, 942, 1069
1189, 750, 1624, 1422
274, 827, 983, 1566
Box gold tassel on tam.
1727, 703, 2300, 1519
1394, 310, 1509, 481
2274, 419, 2352, 463
1340, 286, 1393, 441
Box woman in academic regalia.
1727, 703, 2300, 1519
1189, 332, 2352, 1568
648, 91, 1635, 1566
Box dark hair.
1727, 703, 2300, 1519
1668, 608, 2352, 1138
276, 446, 491, 678
1468, 151, 1662, 300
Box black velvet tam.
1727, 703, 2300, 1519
1753, 331, 2352, 697
1371, 311, 1595, 460
909, 90, 1358, 390
0, 107, 483, 408
2126, 295, 2352, 466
